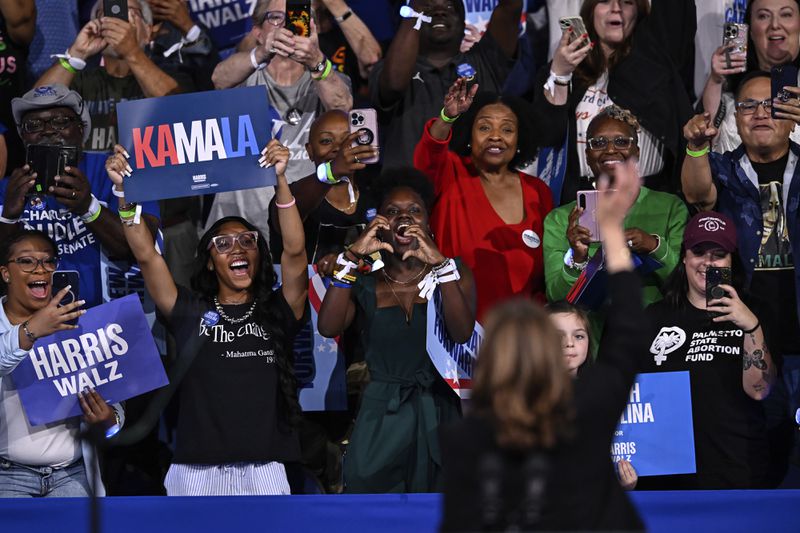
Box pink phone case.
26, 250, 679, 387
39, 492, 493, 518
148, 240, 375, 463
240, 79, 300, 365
577, 191, 601, 242
349, 108, 379, 164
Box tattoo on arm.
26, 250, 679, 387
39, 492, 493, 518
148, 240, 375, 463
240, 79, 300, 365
743, 349, 768, 371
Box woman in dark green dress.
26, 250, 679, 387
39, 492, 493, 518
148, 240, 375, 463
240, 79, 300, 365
318, 168, 476, 493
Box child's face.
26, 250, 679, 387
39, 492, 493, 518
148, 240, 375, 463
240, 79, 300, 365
551, 312, 590, 377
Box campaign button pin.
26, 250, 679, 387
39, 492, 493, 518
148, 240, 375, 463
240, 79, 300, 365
456, 63, 476, 80
202, 310, 220, 326
522, 229, 541, 249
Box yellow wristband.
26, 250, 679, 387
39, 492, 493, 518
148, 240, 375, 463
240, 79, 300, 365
686, 145, 710, 158
440, 108, 459, 123
59, 57, 77, 74
313, 59, 333, 82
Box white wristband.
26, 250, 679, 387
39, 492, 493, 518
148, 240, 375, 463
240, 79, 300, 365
80, 195, 101, 222
51, 49, 86, 71
250, 47, 267, 71
111, 184, 125, 198
417, 259, 461, 300
0, 214, 20, 224
333, 252, 357, 281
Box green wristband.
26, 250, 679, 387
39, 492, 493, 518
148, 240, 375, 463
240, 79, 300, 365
314, 59, 333, 81
440, 107, 459, 123
59, 57, 77, 74
686, 145, 710, 158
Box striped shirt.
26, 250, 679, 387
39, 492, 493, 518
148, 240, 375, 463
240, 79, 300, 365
164, 462, 290, 496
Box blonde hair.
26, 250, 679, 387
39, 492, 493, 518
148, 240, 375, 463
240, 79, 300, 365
472, 299, 574, 450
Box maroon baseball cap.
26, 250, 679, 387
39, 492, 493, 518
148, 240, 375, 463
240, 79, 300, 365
683, 212, 738, 252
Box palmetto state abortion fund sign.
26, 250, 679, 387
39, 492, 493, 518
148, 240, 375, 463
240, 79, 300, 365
118, 86, 276, 203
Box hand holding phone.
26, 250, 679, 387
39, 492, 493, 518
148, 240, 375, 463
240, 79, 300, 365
287, 1, 311, 37
52, 271, 81, 326
705, 266, 732, 306
103, 0, 128, 20
576, 190, 612, 242
559, 17, 591, 48
349, 108, 379, 164
771, 64, 799, 119
26, 144, 79, 197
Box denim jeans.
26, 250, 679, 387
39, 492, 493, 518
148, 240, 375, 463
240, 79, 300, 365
0, 457, 91, 497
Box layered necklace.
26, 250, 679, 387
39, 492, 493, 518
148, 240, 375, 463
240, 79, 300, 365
382, 265, 429, 323
213, 296, 257, 324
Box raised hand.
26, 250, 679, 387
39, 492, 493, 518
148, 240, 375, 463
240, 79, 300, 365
709, 284, 759, 330
259, 139, 290, 177
400, 224, 446, 264
772, 85, 800, 124
566, 205, 592, 263
617, 459, 638, 491
330, 131, 379, 177
710, 45, 747, 83
349, 215, 394, 257
49, 165, 93, 214
69, 19, 107, 60
24, 286, 86, 343
149, 0, 194, 33
683, 113, 718, 150
100, 15, 141, 60
623, 227, 658, 255
443, 77, 479, 119
551, 27, 592, 77
104, 144, 132, 188
1, 165, 37, 219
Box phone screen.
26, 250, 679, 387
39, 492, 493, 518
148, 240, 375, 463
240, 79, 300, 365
287, 2, 311, 37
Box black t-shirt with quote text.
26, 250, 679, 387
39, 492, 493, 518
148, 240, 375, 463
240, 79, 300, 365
750, 153, 800, 354
167, 286, 303, 464
638, 296, 771, 489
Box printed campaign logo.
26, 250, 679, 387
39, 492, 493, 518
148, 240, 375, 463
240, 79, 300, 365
650, 326, 686, 366
118, 86, 275, 203
188, 0, 256, 51
612, 371, 696, 476
12, 294, 168, 426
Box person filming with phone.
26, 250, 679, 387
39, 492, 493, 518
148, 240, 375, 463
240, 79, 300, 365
638, 211, 776, 489
543, 106, 687, 339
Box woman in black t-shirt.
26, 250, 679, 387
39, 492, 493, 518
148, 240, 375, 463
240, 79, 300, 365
106, 140, 308, 495
639, 211, 777, 489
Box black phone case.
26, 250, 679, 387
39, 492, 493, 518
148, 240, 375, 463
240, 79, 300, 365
52, 271, 80, 326
26, 144, 79, 197
705, 267, 732, 305
771, 65, 798, 118
104, 0, 128, 20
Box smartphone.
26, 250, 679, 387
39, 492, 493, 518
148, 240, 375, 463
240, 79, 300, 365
287, 0, 311, 37
103, 0, 128, 20
26, 144, 79, 197
559, 16, 591, 48
52, 271, 81, 326
771, 64, 799, 118
576, 190, 609, 242
349, 108, 379, 164
705, 266, 732, 306
722, 22, 748, 55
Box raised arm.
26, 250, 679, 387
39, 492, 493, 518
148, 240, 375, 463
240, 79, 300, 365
542, 29, 591, 106
320, 0, 382, 77
485, 0, 523, 59
262, 140, 308, 320
289, 19, 353, 110
105, 146, 178, 320
681, 112, 718, 210
0, 0, 35, 46
375, 1, 423, 107
36, 19, 107, 88
701, 45, 746, 127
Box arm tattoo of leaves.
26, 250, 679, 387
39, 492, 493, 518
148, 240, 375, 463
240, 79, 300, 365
743, 349, 768, 371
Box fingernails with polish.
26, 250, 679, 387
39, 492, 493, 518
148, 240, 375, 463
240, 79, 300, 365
122, 149, 130, 159
78, 299, 86, 305
125, 164, 133, 173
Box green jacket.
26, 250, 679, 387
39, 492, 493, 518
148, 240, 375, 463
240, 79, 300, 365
543, 187, 688, 344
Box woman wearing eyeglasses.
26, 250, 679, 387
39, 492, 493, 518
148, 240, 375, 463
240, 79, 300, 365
543, 106, 687, 339
0, 229, 122, 497
106, 139, 308, 496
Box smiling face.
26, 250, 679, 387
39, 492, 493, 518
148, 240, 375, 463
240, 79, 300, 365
592, 0, 639, 49
683, 245, 733, 303
305, 111, 349, 165
206, 221, 261, 294
470, 103, 518, 169
551, 312, 590, 377
378, 187, 430, 254
0, 236, 57, 312
418, 0, 464, 49
585, 116, 640, 179
750, 0, 800, 68
735, 76, 794, 155
20, 106, 84, 149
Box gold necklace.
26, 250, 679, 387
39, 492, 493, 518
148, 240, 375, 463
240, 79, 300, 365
382, 264, 428, 284
383, 272, 414, 324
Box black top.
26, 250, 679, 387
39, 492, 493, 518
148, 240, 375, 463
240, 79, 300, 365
440, 271, 646, 532
0, 12, 28, 172
167, 286, 303, 464
637, 295, 773, 489
533, 0, 696, 203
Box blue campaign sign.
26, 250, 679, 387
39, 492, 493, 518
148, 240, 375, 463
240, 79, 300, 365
12, 295, 168, 426
612, 371, 696, 477
117, 86, 276, 203
188, 0, 254, 52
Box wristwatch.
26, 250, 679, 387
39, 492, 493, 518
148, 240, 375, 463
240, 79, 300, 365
309, 57, 327, 74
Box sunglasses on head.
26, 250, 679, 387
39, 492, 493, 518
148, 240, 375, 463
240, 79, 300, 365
207, 231, 259, 254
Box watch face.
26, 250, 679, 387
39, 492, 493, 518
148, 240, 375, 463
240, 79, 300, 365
314, 60, 325, 72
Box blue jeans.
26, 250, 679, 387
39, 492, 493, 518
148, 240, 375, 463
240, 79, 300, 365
0, 457, 91, 497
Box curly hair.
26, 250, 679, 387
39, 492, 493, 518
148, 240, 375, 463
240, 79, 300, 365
192, 216, 301, 427
585, 104, 641, 141
0, 229, 57, 297
472, 299, 574, 451
450, 92, 537, 170
371, 167, 436, 212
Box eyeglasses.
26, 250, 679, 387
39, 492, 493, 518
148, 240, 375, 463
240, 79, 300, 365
8, 256, 60, 272
259, 10, 286, 26
207, 231, 259, 254
586, 136, 636, 151
735, 98, 773, 115
21, 115, 79, 134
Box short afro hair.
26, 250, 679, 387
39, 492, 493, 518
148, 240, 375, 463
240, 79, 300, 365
371, 167, 436, 213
